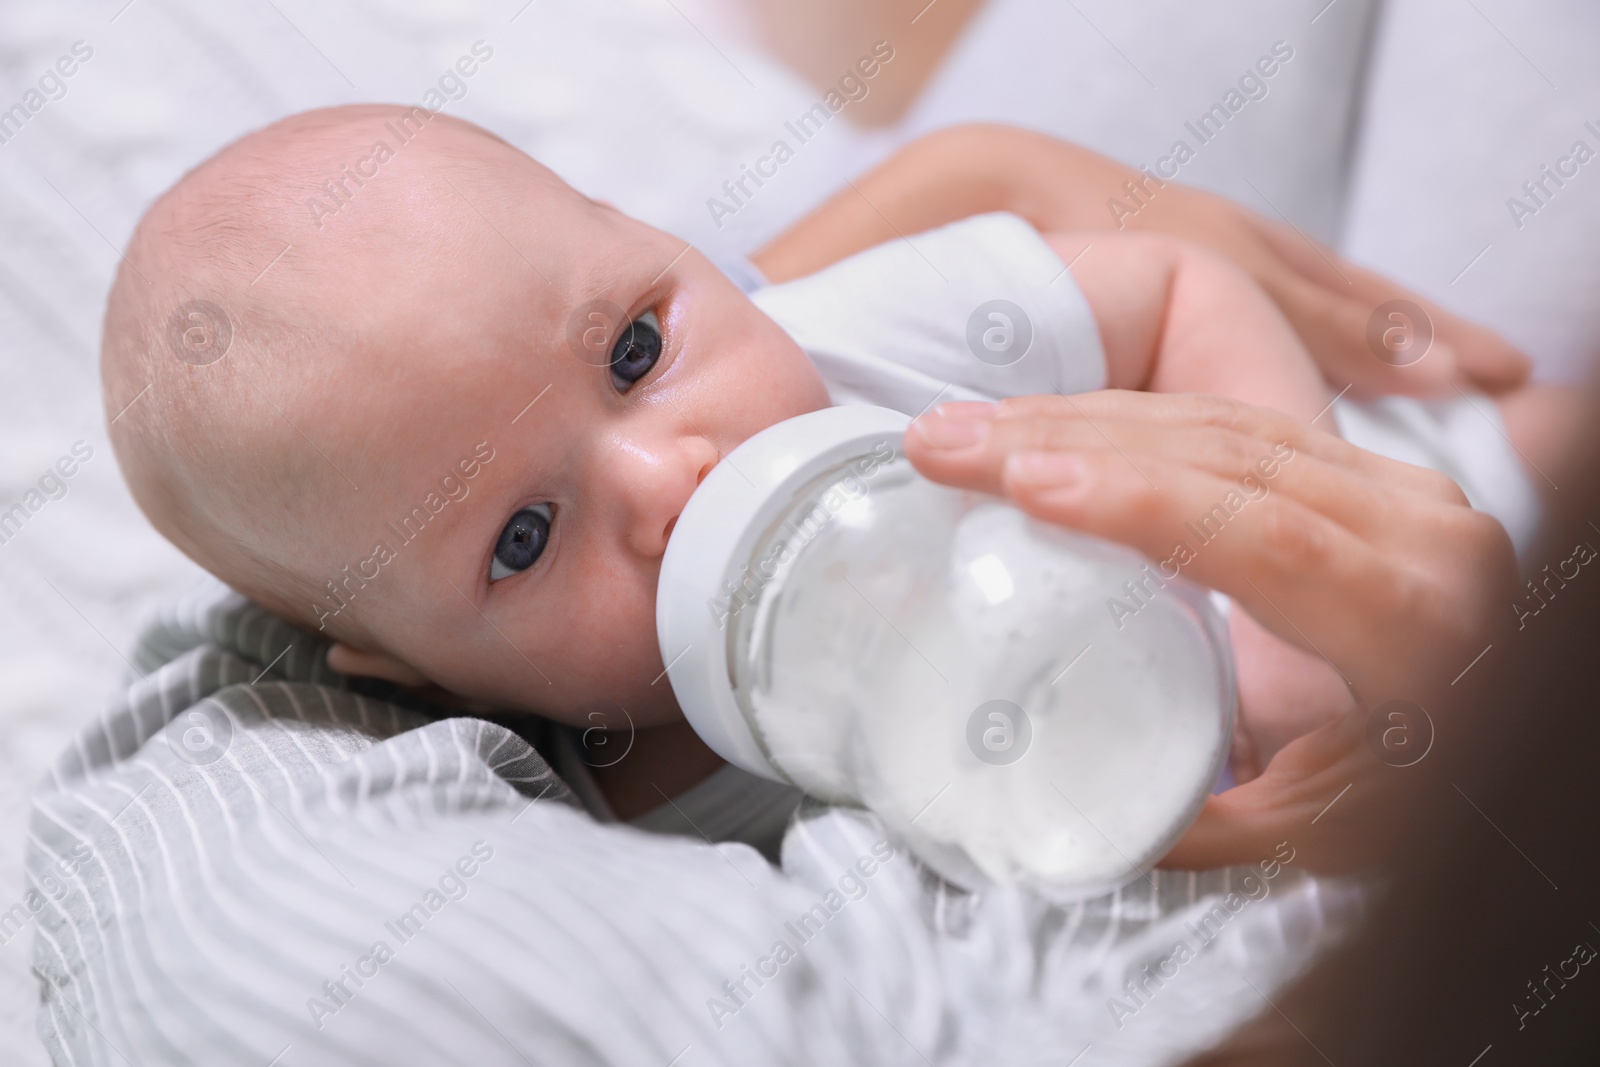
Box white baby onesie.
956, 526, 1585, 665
751, 211, 1107, 412
748, 212, 1541, 554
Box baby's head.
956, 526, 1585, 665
104, 105, 829, 728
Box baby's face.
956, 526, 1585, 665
287, 128, 829, 729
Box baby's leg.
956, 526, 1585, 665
1044, 231, 1331, 424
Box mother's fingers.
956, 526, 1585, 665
1160, 712, 1390, 873
904, 393, 1517, 697
993, 447, 1409, 692
1005, 443, 1454, 563
1119, 178, 1531, 397
1444, 312, 1535, 392
1267, 273, 1459, 398
1238, 205, 1532, 396
908, 392, 1471, 507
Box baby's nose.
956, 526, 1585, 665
614, 431, 720, 559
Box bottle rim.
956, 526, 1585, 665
656, 405, 914, 782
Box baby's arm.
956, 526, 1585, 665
1043, 230, 1330, 424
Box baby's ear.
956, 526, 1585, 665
326, 642, 430, 688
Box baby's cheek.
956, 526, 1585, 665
459, 581, 669, 722
700, 310, 829, 432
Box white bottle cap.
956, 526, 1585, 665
656, 404, 912, 781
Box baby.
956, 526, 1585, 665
100, 105, 1523, 818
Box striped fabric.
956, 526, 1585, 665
24, 583, 1361, 1066
538, 722, 805, 865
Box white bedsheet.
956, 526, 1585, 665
0, 1, 1595, 1061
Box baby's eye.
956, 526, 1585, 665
489, 504, 553, 582
610, 309, 661, 392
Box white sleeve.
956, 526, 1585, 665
750, 212, 1108, 414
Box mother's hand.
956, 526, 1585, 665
1075, 171, 1531, 399
756, 125, 1530, 397
904, 392, 1519, 871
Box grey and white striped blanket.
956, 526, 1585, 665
24, 583, 1359, 1066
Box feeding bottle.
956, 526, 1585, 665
657, 405, 1234, 901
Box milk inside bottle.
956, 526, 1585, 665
657, 405, 1234, 901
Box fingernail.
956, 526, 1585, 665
1005, 451, 1086, 487
912, 410, 991, 450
